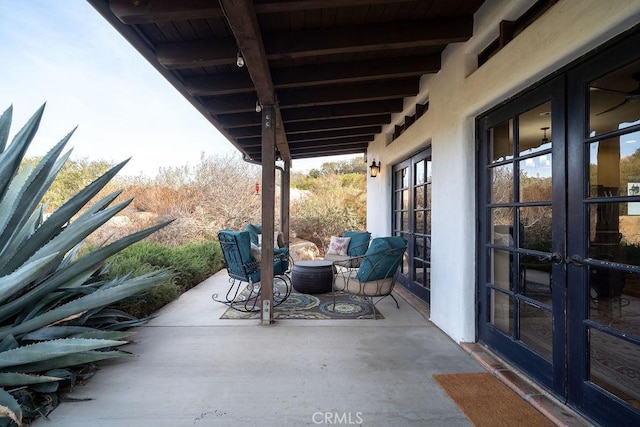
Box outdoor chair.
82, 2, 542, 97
324, 230, 371, 268
214, 229, 292, 312
245, 223, 286, 248
331, 236, 407, 318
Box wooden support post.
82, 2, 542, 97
281, 160, 291, 246
261, 104, 276, 324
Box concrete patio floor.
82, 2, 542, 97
32, 270, 573, 426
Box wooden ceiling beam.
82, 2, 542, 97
272, 55, 440, 88
218, 0, 290, 161
110, 0, 415, 24
183, 54, 440, 96
156, 17, 469, 69
265, 17, 473, 59
216, 100, 402, 128
289, 147, 368, 159
202, 93, 259, 115
238, 126, 381, 144
281, 99, 404, 122
254, 0, 415, 14
156, 39, 237, 69
216, 112, 262, 128
240, 134, 374, 148
277, 79, 418, 108
286, 126, 381, 142
289, 137, 374, 149
110, 0, 224, 24
184, 73, 254, 96
285, 115, 391, 133
204, 79, 413, 114
244, 136, 371, 152
227, 115, 390, 138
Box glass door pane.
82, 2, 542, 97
479, 79, 564, 394
567, 46, 640, 424
393, 149, 431, 303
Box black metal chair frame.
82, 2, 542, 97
330, 246, 407, 318
213, 231, 292, 313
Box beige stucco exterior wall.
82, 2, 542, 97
366, 0, 640, 343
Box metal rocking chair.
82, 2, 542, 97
214, 229, 292, 312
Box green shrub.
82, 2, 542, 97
291, 173, 366, 252
104, 240, 223, 317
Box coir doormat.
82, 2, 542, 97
433, 372, 554, 427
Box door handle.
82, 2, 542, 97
567, 255, 585, 267
538, 252, 564, 264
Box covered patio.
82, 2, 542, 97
86, 0, 485, 323
32, 270, 584, 426
81, 0, 640, 424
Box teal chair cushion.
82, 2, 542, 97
245, 223, 262, 246
219, 229, 290, 284
274, 247, 290, 274
356, 236, 407, 282
343, 230, 371, 257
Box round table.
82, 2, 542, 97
291, 260, 334, 294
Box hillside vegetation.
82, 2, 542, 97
32, 154, 368, 250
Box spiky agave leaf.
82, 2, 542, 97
0, 254, 60, 305
0, 338, 126, 370
0, 105, 175, 423
1, 270, 173, 340
7, 350, 133, 374
3, 162, 129, 275
0, 138, 74, 261
0, 220, 172, 324
21, 326, 134, 342
21, 326, 97, 341
0, 106, 12, 153
0, 146, 73, 268
0, 387, 21, 426
0, 373, 63, 387
2, 199, 133, 278
0, 104, 44, 203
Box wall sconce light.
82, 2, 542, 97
236, 51, 245, 68
369, 160, 380, 178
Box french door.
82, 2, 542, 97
478, 29, 640, 425
478, 77, 566, 393
393, 149, 432, 303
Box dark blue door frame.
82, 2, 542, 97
477, 77, 566, 396
393, 149, 432, 304
477, 27, 640, 426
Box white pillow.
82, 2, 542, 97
250, 242, 261, 261
257, 232, 281, 248
326, 236, 351, 256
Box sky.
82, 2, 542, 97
0, 0, 355, 176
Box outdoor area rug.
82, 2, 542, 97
219, 287, 384, 320
433, 372, 554, 427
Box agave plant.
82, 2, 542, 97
0, 105, 174, 426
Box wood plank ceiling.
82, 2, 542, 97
88, 0, 484, 164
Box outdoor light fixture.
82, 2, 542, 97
255, 100, 262, 113
236, 51, 245, 68
369, 160, 380, 177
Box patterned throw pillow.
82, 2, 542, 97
326, 236, 351, 256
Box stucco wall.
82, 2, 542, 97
366, 0, 640, 343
